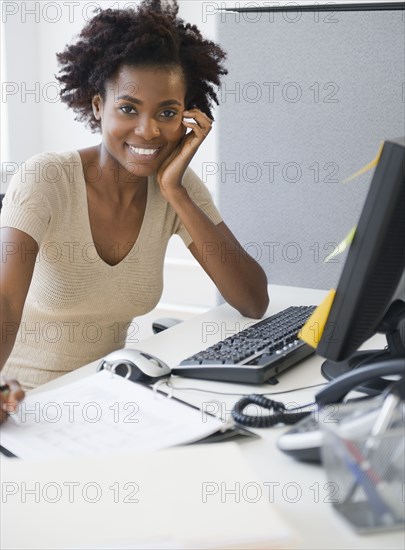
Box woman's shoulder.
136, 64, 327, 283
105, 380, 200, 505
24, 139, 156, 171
23, 149, 79, 162
22, 150, 81, 170
181, 166, 214, 199
181, 166, 206, 190
4, 150, 84, 206
15, 150, 83, 187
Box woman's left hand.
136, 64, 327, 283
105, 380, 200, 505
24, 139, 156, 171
0, 379, 25, 424
156, 108, 212, 200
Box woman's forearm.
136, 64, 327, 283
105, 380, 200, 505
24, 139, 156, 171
167, 188, 269, 318
0, 294, 19, 370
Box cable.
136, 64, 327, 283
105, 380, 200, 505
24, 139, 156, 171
355, 346, 390, 370
162, 380, 326, 398
158, 379, 325, 429
231, 394, 313, 428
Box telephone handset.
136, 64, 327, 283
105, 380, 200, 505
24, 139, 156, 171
315, 359, 405, 406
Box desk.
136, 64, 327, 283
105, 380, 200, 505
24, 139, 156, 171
2, 285, 403, 549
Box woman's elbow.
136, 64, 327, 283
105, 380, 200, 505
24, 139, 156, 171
240, 288, 269, 319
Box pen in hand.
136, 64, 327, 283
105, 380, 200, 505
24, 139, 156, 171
0, 380, 25, 425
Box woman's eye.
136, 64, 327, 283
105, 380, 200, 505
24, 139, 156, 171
120, 105, 137, 114
160, 110, 177, 118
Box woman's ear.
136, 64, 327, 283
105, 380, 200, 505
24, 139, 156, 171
92, 95, 102, 120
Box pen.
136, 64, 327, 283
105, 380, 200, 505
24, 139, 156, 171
0, 384, 10, 394
337, 437, 394, 526
366, 392, 400, 451
339, 381, 405, 525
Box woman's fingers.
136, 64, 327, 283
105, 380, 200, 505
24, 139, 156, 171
7, 379, 25, 403
182, 109, 212, 138
0, 379, 25, 423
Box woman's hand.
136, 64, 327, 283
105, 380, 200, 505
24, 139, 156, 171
155, 109, 269, 319
0, 380, 25, 424
156, 108, 212, 200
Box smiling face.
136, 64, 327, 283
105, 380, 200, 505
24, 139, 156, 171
92, 64, 187, 180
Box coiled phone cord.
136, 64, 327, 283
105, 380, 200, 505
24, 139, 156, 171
231, 393, 312, 428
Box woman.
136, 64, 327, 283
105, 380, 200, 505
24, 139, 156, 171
0, 0, 269, 419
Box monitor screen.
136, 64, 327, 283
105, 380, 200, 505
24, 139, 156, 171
315, 138, 405, 393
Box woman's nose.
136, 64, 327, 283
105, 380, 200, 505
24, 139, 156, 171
134, 117, 160, 140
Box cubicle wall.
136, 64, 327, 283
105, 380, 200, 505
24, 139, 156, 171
214, 3, 404, 290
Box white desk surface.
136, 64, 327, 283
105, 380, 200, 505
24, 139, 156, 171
3, 285, 404, 549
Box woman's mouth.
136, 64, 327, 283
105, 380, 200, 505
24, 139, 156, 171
126, 144, 162, 161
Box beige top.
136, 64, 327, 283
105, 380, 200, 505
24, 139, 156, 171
1, 150, 222, 389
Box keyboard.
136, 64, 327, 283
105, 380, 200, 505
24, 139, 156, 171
172, 305, 316, 384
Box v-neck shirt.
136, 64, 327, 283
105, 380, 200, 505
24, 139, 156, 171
1, 150, 222, 389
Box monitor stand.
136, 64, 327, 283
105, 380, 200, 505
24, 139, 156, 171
321, 299, 405, 396
321, 349, 399, 396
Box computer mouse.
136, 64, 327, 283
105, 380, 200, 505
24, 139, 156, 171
97, 348, 171, 384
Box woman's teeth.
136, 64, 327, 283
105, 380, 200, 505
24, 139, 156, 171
128, 145, 159, 156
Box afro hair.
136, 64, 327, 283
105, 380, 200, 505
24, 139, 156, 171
55, 0, 228, 131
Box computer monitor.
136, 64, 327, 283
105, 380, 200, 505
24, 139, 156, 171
316, 138, 405, 395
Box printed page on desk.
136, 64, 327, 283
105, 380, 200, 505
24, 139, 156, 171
0, 370, 226, 459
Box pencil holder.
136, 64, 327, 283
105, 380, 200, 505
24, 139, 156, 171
319, 396, 405, 533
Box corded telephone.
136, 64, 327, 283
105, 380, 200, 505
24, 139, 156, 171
279, 360, 404, 462
231, 360, 405, 462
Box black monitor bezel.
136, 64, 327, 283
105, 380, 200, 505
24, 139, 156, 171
315, 139, 405, 363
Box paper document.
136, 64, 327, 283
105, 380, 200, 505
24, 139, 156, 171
0, 370, 225, 459
1, 443, 295, 549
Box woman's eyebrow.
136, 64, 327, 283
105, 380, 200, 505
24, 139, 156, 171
116, 94, 182, 107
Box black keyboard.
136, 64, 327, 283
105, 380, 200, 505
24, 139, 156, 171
172, 305, 316, 384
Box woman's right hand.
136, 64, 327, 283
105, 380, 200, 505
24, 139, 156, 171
0, 380, 25, 424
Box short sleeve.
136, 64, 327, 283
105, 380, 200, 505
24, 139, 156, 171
175, 168, 223, 247
0, 153, 55, 245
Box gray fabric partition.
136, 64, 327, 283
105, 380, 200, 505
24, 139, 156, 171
215, 5, 404, 290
